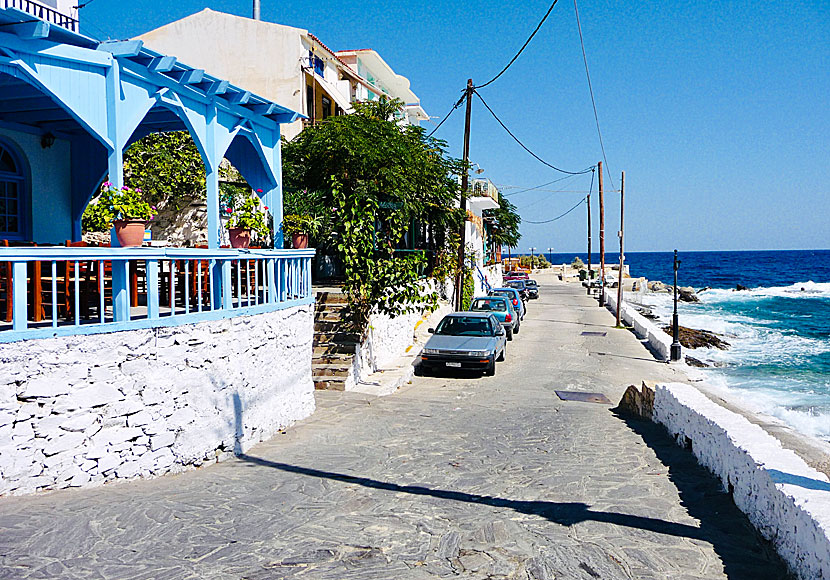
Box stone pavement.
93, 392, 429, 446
0, 274, 790, 579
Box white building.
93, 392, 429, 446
465, 178, 502, 294
137, 10, 427, 140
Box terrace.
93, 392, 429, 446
0, 7, 313, 342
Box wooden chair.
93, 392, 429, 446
0, 240, 11, 323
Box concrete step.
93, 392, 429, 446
313, 376, 347, 391
313, 343, 358, 356
315, 301, 350, 311
314, 321, 358, 333
314, 311, 354, 323
316, 292, 348, 305
314, 332, 360, 344
312, 366, 350, 378
312, 353, 354, 365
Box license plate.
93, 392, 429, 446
445, 362, 462, 368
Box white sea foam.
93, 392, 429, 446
638, 285, 830, 439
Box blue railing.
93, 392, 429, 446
0, 247, 314, 343
2, 0, 79, 32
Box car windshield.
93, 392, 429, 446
492, 290, 516, 300
526, 280, 538, 287
435, 316, 494, 337
471, 298, 507, 312
508, 281, 526, 289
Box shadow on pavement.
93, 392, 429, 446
613, 411, 792, 579
237, 447, 791, 578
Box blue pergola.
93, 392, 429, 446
0, 6, 302, 248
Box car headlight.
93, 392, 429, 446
423, 348, 440, 355
468, 350, 490, 357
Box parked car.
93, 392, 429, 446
504, 271, 529, 282
489, 287, 525, 323
525, 279, 539, 299
469, 295, 518, 340
505, 279, 530, 301
420, 312, 507, 376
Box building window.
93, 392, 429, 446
306, 85, 314, 121
308, 52, 324, 77
0, 140, 26, 240
321, 96, 332, 119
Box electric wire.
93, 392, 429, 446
523, 196, 586, 224
475, 0, 561, 90
74, 0, 98, 9
502, 174, 582, 197
516, 174, 584, 211
474, 89, 594, 175
426, 93, 466, 137
573, 0, 615, 190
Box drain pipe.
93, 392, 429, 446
253, 0, 261, 20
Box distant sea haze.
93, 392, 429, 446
546, 249, 830, 441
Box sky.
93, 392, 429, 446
79, 0, 829, 253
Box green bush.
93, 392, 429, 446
461, 268, 475, 311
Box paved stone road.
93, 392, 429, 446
0, 275, 790, 579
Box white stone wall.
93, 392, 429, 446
0, 306, 315, 496
654, 383, 830, 579
604, 290, 672, 361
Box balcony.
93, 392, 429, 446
0, 246, 314, 342
2, 0, 78, 32
468, 178, 500, 211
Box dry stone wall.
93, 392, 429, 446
0, 305, 314, 496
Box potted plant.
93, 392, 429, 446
224, 189, 269, 249
95, 183, 157, 247
283, 214, 320, 249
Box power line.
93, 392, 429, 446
75, 0, 98, 8
502, 174, 582, 196
523, 196, 587, 224
475, 0, 562, 90
474, 89, 594, 175
426, 92, 466, 138
573, 0, 615, 190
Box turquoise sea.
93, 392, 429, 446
546, 250, 830, 439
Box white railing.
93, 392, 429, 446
2, 0, 78, 32
0, 247, 314, 343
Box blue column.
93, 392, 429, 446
146, 259, 159, 319
12, 262, 28, 332
111, 260, 130, 323
271, 127, 284, 249
205, 107, 221, 249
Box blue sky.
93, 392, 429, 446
81, 0, 829, 253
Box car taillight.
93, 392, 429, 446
505, 314, 512, 322
513, 299, 518, 306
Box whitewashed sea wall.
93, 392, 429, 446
604, 290, 672, 360
0, 306, 315, 496
654, 383, 830, 579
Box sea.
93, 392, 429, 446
542, 250, 830, 440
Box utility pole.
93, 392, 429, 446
529, 247, 536, 267
455, 79, 474, 311
587, 166, 593, 293
615, 171, 625, 327
253, 0, 260, 20
598, 161, 605, 306
548, 247, 554, 264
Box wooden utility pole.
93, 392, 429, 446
598, 161, 605, 306
587, 167, 593, 294
615, 171, 625, 326
455, 79, 474, 311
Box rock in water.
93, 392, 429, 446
663, 325, 730, 350
735, 284, 749, 291
678, 286, 700, 303
685, 356, 710, 368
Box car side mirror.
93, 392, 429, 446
428, 328, 435, 334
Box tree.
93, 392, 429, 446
282, 97, 464, 324
485, 191, 522, 251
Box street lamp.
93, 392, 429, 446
671, 249, 682, 362
529, 247, 536, 269
547, 247, 554, 264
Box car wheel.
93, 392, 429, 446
497, 347, 505, 362
514, 322, 520, 335
506, 327, 513, 341
485, 358, 496, 376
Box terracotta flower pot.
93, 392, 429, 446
229, 228, 251, 249
291, 232, 309, 249
113, 220, 147, 247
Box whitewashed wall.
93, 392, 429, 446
654, 383, 830, 579
604, 290, 672, 361
0, 306, 314, 496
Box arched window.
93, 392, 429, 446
0, 140, 26, 240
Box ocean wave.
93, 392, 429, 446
699, 281, 830, 302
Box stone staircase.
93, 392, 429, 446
312, 291, 360, 391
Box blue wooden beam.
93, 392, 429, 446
168, 68, 204, 84
245, 103, 277, 116
195, 79, 229, 95
97, 40, 144, 57
227, 91, 251, 105
7, 21, 50, 40
148, 56, 177, 72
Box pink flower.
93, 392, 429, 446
263, 206, 269, 210
121, 186, 129, 191
151, 206, 157, 210
136, 188, 143, 193
225, 208, 233, 213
